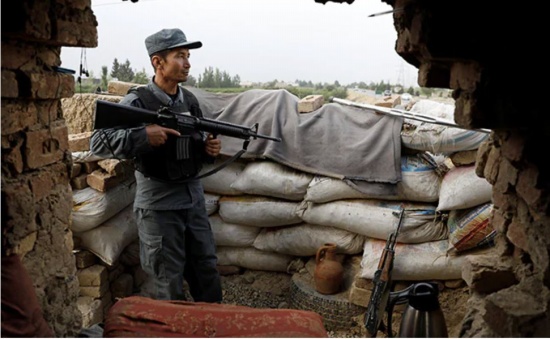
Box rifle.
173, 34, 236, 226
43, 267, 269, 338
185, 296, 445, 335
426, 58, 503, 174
365, 208, 405, 337
93, 100, 282, 142
93, 100, 281, 178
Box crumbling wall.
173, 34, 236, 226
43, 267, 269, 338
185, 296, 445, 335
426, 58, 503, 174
1, 0, 98, 336
387, 0, 550, 336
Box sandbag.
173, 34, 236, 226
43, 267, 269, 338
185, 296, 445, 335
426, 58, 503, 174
230, 160, 313, 201
200, 158, 246, 195
210, 214, 261, 247
297, 199, 448, 243
74, 204, 138, 266
400, 99, 489, 154
219, 195, 302, 227
437, 165, 492, 211
253, 223, 365, 256
216, 246, 294, 272
447, 203, 494, 253
71, 178, 136, 232
104, 296, 328, 338
360, 238, 465, 281
204, 193, 220, 215
304, 154, 441, 203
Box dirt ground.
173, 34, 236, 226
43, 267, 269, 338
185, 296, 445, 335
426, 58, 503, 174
220, 269, 470, 338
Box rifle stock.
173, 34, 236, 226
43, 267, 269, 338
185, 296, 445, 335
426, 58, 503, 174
93, 100, 281, 142
364, 209, 405, 337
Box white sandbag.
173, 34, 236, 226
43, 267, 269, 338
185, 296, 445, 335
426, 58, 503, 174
210, 214, 261, 247
230, 161, 313, 201
359, 238, 465, 281
204, 193, 221, 216
200, 159, 246, 195
304, 154, 441, 203
219, 196, 302, 227
74, 204, 138, 266
253, 223, 365, 256
71, 178, 136, 232
216, 246, 294, 272
401, 100, 489, 154
72, 150, 103, 163
297, 200, 447, 243
437, 165, 492, 211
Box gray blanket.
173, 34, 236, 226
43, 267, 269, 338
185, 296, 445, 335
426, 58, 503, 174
187, 87, 403, 190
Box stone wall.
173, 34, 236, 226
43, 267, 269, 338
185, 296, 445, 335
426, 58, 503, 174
387, 0, 550, 336
1, 0, 98, 336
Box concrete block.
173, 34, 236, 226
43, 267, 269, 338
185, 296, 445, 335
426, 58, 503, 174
298, 95, 324, 113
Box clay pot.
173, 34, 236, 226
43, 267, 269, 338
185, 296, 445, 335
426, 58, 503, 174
314, 243, 344, 295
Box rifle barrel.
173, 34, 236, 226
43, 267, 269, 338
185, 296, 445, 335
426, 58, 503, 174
330, 97, 491, 134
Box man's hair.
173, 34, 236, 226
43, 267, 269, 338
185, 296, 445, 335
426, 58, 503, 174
149, 49, 171, 72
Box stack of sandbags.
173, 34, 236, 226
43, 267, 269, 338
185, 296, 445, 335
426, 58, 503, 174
64, 90, 143, 327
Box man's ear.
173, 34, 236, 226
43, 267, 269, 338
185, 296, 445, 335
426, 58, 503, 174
152, 55, 162, 69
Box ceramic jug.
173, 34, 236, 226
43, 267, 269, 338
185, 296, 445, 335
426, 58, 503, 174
314, 243, 344, 294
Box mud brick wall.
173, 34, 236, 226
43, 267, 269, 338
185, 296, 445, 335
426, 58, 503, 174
387, 0, 550, 336
1, 0, 98, 336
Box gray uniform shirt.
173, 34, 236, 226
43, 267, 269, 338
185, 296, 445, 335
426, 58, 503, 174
90, 80, 205, 210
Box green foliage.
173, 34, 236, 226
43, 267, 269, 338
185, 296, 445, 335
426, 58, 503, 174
133, 68, 149, 84
198, 66, 240, 88
110, 58, 135, 82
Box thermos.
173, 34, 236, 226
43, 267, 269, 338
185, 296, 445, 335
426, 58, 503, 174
395, 282, 448, 337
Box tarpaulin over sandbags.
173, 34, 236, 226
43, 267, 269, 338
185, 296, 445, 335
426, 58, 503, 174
297, 200, 447, 244
253, 223, 365, 257
401, 99, 489, 154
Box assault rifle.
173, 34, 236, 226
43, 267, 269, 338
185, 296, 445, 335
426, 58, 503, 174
93, 100, 281, 178
93, 100, 282, 143
365, 208, 405, 337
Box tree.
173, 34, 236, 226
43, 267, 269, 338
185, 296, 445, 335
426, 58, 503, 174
101, 66, 109, 91
110, 58, 135, 82
133, 68, 149, 84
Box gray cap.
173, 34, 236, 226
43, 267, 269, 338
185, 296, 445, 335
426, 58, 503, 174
145, 28, 202, 56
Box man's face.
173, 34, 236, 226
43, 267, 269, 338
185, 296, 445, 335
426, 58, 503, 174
161, 47, 191, 83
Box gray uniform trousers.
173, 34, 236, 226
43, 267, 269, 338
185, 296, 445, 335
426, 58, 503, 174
135, 195, 222, 302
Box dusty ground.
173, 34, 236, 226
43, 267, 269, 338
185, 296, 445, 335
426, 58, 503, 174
220, 269, 470, 338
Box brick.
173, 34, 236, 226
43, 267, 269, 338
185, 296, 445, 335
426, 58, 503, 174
1, 135, 24, 175
82, 161, 99, 174
1, 100, 38, 135
298, 95, 324, 113
25, 123, 68, 169
74, 250, 98, 269
79, 283, 109, 298
36, 100, 63, 127
29, 170, 55, 201
97, 159, 125, 176
108, 80, 140, 96
1, 70, 19, 98
506, 219, 528, 252
449, 61, 482, 92
29, 72, 74, 99
462, 254, 517, 294
68, 131, 93, 152
71, 172, 89, 190
77, 296, 103, 328
348, 280, 372, 308
86, 169, 125, 192
71, 162, 82, 178
77, 264, 108, 287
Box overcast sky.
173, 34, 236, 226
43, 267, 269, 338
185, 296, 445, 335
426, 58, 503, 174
61, 0, 419, 87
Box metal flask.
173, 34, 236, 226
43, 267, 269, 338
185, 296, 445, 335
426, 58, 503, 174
395, 282, 448, 338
